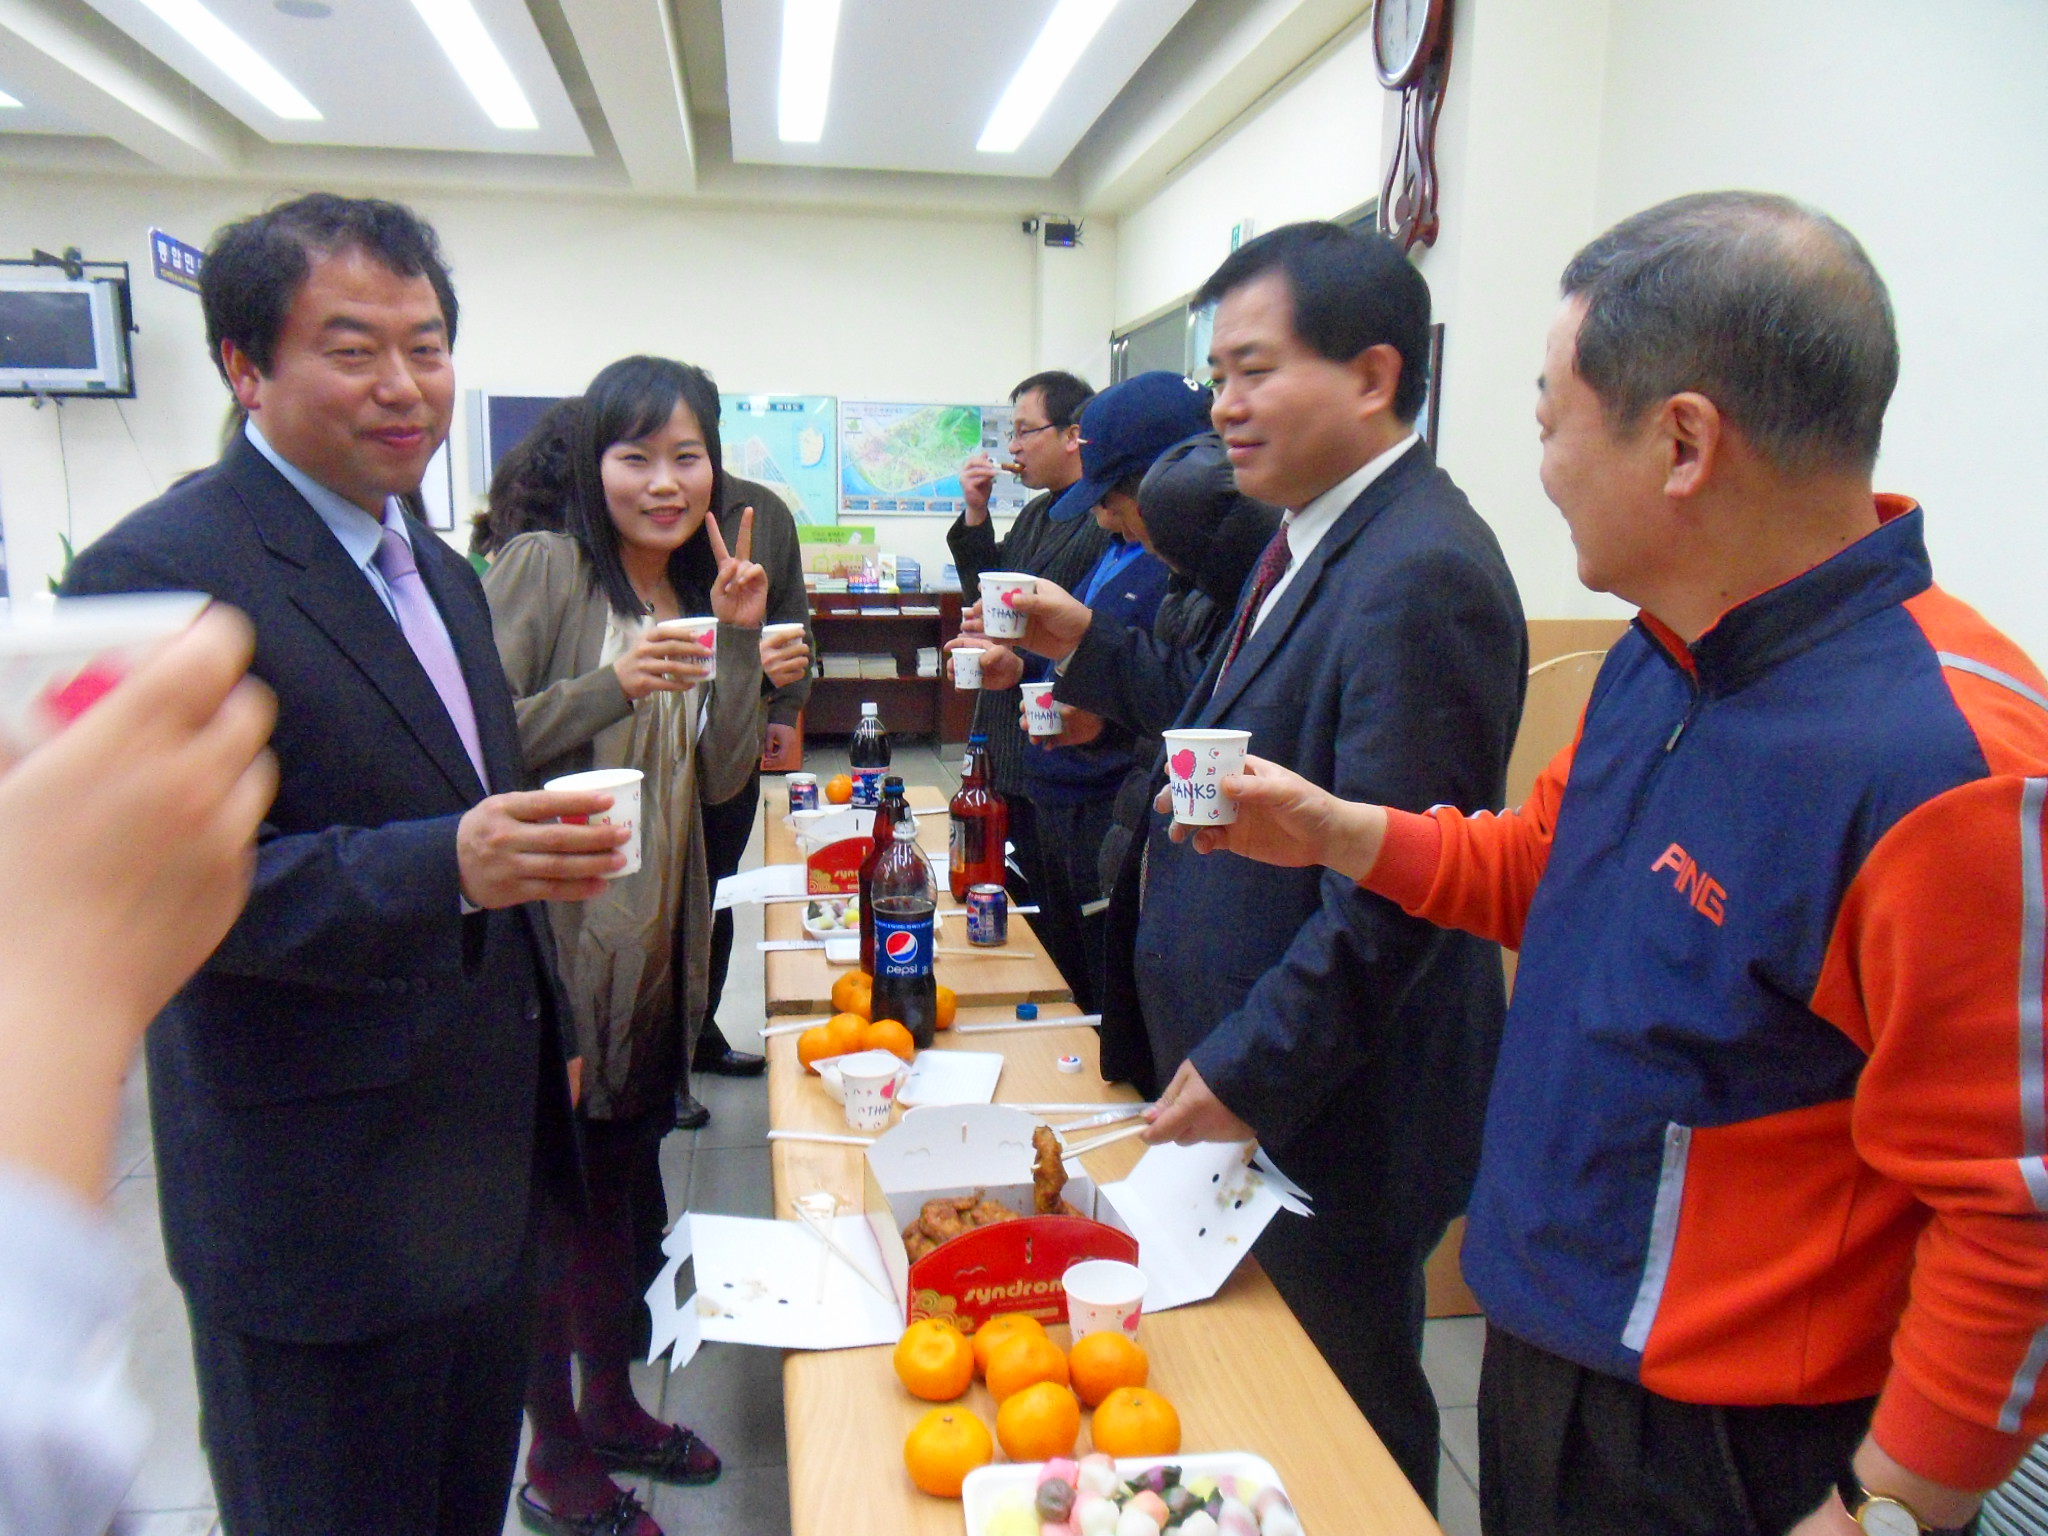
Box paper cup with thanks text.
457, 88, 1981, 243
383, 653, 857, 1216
1024, 684, 1062, 737
1161, 728, 1252, 826
0, 592, 210, 756
977, 572, 1036, 640
544, 767, 644, 878
654, 615, 719, 682
951, 645, 983, 690
1063, 1258, 1147, 1342
837, 1050, 907, 1131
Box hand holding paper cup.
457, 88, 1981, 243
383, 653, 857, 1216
951, 646, 984, 690
653, 616, 719, 682
977, 572, 1037, 639
0, 592, 210, 756
543, 767, 644, 877
1023, 684, 1062, 738
1162, 728, 1252, 825
1063, 1258, 1147, 1342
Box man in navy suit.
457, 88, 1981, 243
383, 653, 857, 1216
1115, 224, 1527, 1508
63, 195, 618, 1535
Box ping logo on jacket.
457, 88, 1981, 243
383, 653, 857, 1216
1649, 843, 1725, 926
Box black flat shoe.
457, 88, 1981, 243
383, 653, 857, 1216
590, 1424, 722, 1486
693, 1046, 765, 1077
515, 1485, 660, 1536
674, 1092, 710, 1131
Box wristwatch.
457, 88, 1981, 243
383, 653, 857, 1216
1835, 1466, 1973, 1535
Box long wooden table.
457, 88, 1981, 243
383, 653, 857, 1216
761, 784, 1072, 1015
759, 791, 1442, 1533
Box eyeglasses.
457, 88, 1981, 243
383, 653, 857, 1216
1008, 421, 1060, 445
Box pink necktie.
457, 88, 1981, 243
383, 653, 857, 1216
1216, 521, 1294, 680
373, 525, 488, 790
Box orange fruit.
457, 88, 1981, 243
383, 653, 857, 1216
903, 1405, 991, 1497
830, 970, 874, 1019
1090, 1386, 1181, 1458
935, 984, 957, 1030
824, 1011, 867, 1050
796, 1026, 837, 1074
996, 1380, 1081, 1462
984, 1330, 1070, 1404
863, 1017, 917, 1062
1068, 1330, 1148, 1407
970, 1312, 1047, 1380
825, 773, 854, 805
893, 1319, 973, 1402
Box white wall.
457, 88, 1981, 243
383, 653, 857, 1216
0, 174, 1110, 595
1114, 23, 1383, 327
1112, 0, 2048, 662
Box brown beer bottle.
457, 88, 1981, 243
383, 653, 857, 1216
948, 733, 1008, 901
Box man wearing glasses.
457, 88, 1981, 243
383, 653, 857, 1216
948, 372, 1108, 981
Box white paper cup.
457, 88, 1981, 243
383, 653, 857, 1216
654, 615, 718, 681
838, 1051, 907, 1131
978, 572, 1037, 639
543, 766, 644, 878
1063, 1258, 1147, 1342
1024, 684, 1062, 737
1162, 728, 1253, 825
762, 621, 808, 646
0, 592, 209, 756
951, 646, 983, 690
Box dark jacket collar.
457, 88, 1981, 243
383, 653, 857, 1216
1638, 496, 1930, 692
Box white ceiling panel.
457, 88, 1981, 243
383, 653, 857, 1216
78, 0, 592, 154
0, 72, 88, 132
723, 0, 1198, 177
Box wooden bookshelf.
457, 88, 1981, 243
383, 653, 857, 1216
803, 592, 972, 742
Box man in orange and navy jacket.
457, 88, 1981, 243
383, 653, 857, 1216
1148, 192, 2048, 1536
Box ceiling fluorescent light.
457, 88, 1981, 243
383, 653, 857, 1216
0, 89, 21, 109
406, 0, 539, 131
778, 0, 841, 143
132, 0, 321, 119
978, 0, 1118, 154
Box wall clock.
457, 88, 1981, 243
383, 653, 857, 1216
1372, 0, 1451, 251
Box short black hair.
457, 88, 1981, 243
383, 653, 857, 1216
1560, 191, 1898, 476
473, 396, 582, 558
1010, 370, 1094, 430
200, 193, 458, 385
568, 356, 724, 619
1192, 222, 1431, 421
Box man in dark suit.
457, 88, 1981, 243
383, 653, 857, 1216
63, 195, 619, 1535
1109, 223, 1527, 1508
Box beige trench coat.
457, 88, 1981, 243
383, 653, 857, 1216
483, 531, 765, 1119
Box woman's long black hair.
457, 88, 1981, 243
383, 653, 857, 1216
568, 355, 725, 618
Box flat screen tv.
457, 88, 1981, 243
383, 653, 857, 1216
0, 274, 133, 398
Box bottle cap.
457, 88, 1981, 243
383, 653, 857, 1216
1056, 1053, 1083, 1074
1015, 1002, 1039, 1020
861, 701, 878, 714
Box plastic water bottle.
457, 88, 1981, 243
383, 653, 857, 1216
849, 700, 891, 809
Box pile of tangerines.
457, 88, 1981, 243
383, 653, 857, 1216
896, 1312, 1182, 1498
797, 969, 957, 1071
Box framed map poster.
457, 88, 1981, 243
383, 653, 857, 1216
840, 401, 1027, 518
719, 394, 838, 524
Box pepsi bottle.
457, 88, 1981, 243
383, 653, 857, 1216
858, 776, 907, 975
869, 817, 938, 1048
849, 700, 891, 809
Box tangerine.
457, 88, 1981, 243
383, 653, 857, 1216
984, 1330, 1070, 1404
995, 1380, 1081, 1462
970, 1313, 1047, 1380
1089, 1386, 1180, 1458
863, 1017, 917, 1062
825, 773, 854, 805
893, 1319, 973, 1402
902, 1406, 991, 1497
1067, 1330, 1148, 1407
935, 984, 957, 1030
830, 970, 874, 1019
796, 1026, 838, 1074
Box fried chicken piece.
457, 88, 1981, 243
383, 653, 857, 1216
1031, 1124, 1069, 1215
967, 1199, 1018, 1227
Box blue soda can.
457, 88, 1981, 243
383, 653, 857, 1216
787, 773, 818, 812
966, 884, 1008, 947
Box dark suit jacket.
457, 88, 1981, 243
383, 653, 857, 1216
1098, 443, 1526, 1250
64, 433, 577, 1343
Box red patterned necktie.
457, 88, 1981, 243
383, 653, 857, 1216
1215, 520, 1293, 681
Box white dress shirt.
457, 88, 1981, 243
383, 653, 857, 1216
1250, 432, 1420, 639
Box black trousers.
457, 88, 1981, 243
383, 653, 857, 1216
1254, 1209, 1442, 1512
698, 768, 762, 1039
190, 1257, 534, 1536
1024, 793, 1116, 1013
1478, 1324, 1883, 1536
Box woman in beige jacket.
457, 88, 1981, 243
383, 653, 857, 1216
483, 357, 768, 1536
